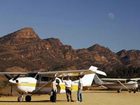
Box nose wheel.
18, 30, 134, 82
17, 95, 24, 102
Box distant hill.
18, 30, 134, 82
0, 27, 140, 77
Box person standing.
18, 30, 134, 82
77, 75, 83, 102
50, 78, 57, 102
64, 76, 74, 102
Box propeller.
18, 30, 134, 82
5, 74, 20, 81
4, 74, 20, 95
12, 74, 20, 81
4, 74, 20, 84
5, 74, 12, 80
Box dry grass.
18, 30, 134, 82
0, 90, 139, 105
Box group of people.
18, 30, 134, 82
50, 75, 83, 102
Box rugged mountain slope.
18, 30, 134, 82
0, 27, 139, 76
0, 27, 77, 71
0, 27, 40, 45
117, 50, 140, 67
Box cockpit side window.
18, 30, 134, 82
27, 73, 37, 77
41, 76, 52, 81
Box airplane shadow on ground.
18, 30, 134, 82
84, 90, 118, 93
0, 100, 69, 103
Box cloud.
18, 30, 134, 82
108, 12, 115, 20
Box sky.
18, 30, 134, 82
0, 0, 140, 52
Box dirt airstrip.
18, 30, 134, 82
0, 90, 139, 105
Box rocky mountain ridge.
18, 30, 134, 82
0, 27, 40, 45
0, 27, 140, 77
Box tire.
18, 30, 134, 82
18, 96, 23, 102
25, 95, 31, 102
117, 90, 121, 93
133, 90, 136, 93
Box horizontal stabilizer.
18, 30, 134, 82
89, 66, 107, 76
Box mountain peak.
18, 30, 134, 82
0, 27, 40, 45
14, 27, 39, 38
88, 44, 107, 51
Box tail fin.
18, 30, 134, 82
81, 74, 96, 86
81, 66, 106, 86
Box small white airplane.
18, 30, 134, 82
0, 66, 106, 102
94, 74, 139, 93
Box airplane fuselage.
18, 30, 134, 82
102, 81, 138, 91
15, 77, 78, 95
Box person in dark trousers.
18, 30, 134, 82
50, 78, 57, 102
77, 75, 83, 102
64, 76, 74, 102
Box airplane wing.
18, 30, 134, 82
130, 78, 140, 81
0, 72, 28, 75
102, 78, 140, 82
38, 66, 106, 77
101, 78, 127, 82
0, 70, 92, 78
0, 66, 106, 78
101, 78, 130, 91
38, 69, 94, 77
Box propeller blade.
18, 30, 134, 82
13, 74, 20, 80
5, 74, 12, 80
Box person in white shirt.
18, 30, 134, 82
64, 76, 74, 102
77, 75, 83, 102
50, 78, 57, 102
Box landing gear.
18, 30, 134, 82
133, 89, 137, 93
129, 89, 137, 93
117, 89, 121, 93
17, 95, 32, 102
25, 95, 31, 102
17, 95, 24, 102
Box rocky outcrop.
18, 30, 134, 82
117, 50, 140, 67
0, 27, 139, 77
0, 27, 40, 45
76, 44, 123, 71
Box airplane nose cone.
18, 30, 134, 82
9, 79, 16, 84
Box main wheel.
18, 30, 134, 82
117, 90, 121, 93
25, 95, 31, 102
17, 95, 23, 102
133, 90, 136, 93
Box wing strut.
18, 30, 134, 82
117, 80, 129, 91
